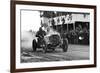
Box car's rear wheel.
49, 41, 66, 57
32, 39, 37, 52
62, 38, 68, 52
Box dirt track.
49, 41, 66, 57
21, 44, 89, 63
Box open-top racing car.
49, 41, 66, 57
32, 27, 68, 53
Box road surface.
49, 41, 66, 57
21, 44, 89, 63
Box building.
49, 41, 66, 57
40, 11, 90, 44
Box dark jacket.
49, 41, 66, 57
36, 27, 46, 38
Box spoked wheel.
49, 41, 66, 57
42, 40, 47, 53
62, 38, 68, 52
43, 46, 47, 53
32, 39, 37, 52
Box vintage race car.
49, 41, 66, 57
32, 29, 68, 53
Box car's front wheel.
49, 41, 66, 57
62, 38, 68, 52
42, 40, 47, 53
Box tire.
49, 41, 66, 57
62, 38, 68, 52
32, 39, 37, 52
42, 40, 47, 53
43, 46, 47, 53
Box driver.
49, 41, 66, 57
36, 27, 46, 42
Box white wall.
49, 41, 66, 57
21, 10, 41, 32
72, 14, 90, 22
0, 0, 100, 73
